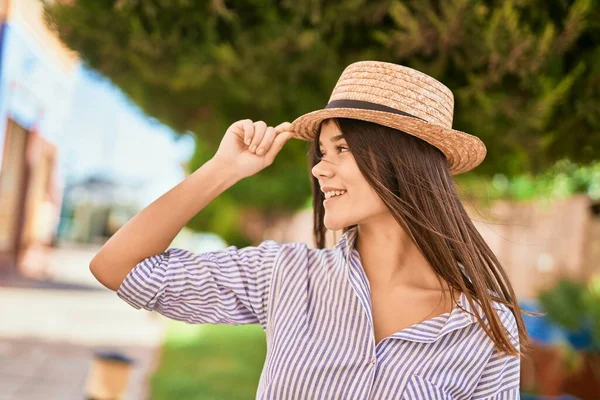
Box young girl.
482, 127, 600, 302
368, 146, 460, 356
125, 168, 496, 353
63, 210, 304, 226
91, 61, 529, 399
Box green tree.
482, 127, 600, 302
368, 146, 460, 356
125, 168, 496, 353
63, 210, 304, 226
44, 0, 600, 244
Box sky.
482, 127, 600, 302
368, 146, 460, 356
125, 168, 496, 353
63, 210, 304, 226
60, 66, 196, 207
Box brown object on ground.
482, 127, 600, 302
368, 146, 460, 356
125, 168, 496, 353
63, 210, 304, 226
84, 351, 134, 400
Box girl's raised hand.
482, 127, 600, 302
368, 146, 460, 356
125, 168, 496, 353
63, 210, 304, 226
212, 119, 295, 179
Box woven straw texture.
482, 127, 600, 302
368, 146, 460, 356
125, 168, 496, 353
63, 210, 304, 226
290, 61, 487, 175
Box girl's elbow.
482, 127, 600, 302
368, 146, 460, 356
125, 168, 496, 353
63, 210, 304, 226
89, 257, 122, 292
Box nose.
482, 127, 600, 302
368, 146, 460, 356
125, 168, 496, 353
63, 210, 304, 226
311, 159, 334, 179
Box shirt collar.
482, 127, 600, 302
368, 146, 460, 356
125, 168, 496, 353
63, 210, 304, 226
335, 225, 359, 265
336, 226, 480, 344
388, 291, 480, 343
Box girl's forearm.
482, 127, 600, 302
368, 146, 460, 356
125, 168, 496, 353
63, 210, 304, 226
89, 158, 243, 291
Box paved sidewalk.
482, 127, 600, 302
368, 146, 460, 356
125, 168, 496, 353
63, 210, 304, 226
0, 244, 169, 400
0, 337, 157, 399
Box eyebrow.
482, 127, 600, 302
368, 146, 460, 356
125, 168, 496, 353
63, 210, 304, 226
318, 134, 345, 146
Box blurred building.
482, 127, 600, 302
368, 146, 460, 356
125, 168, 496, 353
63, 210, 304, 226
0, 0, 78, 274
473, 194, 600, 298
57, 175, 140, 244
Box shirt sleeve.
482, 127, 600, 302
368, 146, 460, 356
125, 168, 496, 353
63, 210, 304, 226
116, 240, 286, 330
471, 308, 521, 399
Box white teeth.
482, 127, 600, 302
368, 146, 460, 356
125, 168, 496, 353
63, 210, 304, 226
325, 190, 346, 199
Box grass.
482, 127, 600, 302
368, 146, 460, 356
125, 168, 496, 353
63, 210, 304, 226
148, 320, 267, 400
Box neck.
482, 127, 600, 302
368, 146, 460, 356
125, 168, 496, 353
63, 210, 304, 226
354, 223, 444, 291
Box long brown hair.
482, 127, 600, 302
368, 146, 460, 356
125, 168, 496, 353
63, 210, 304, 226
308, 117, 537, 357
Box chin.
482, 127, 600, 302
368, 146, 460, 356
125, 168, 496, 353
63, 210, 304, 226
323, 217, 353, 232
323, 219, 341, 232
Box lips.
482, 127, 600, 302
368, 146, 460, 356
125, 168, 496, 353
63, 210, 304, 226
323, 192, 346, 204
320, 186, 346, 194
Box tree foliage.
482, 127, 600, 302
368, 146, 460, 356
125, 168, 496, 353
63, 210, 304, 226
44, 0, 600, 244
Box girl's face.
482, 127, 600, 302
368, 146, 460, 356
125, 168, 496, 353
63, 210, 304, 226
311, 120, 389, 231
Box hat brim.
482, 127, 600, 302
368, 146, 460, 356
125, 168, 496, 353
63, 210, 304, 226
290, 108, 487, 175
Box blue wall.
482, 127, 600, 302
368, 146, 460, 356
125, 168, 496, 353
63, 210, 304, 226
0, 21, 76, 172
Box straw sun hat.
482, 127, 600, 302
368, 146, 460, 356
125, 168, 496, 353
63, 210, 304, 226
290, 61, 487, 175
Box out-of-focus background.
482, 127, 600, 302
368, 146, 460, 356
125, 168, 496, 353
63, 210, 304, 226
0, 0, 598, 399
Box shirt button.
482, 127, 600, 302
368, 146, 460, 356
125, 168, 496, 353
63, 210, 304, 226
370, 358, 376, 365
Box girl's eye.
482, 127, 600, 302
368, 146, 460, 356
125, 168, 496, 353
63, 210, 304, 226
318, 145, 348, 159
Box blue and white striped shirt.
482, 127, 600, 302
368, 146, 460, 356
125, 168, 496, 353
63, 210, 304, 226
117, 226, 520, 399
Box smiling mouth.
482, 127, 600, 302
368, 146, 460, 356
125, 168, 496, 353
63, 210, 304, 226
323, 192, 347, 204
